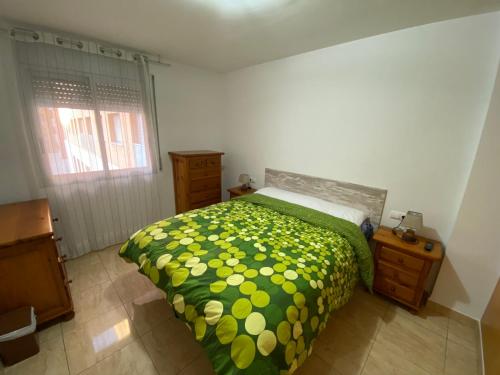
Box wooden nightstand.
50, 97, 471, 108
227, 186, 257, 199
373, 226, 443, 311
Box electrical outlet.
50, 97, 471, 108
389, 210, 406, 221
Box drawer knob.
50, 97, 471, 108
52, 217, 59, 222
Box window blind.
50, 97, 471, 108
96, 82, 142, 112
32, 77, 93, 109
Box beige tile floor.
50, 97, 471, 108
0, 245, 482, 375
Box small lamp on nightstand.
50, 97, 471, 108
238, 174, 251, 190
392, 211, 423, 243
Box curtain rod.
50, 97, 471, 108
1, 26, 171, 68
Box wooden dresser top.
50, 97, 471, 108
168, 150, 224, 157
374, 226, 443, 261
0, 199, 53, 248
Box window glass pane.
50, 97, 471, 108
101, 111, 150, 170
37, 107, 104, 175
107, 113, 123, 144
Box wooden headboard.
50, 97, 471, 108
264, 168, 387, 228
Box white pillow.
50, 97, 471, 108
256, 187, 368, 226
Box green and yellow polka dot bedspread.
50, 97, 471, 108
119, 194, 373, 375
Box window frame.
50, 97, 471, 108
34, 74, 153, 179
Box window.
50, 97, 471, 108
84, 117, 92, 135
37, 107, 103, 175
107, 113, 123, 144
130, 114, 143, 144
33, 77, 153, 177
101, 111, 147, 170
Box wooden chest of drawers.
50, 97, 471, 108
169, 150, 224, 214
0, 199, 74, 325
373, 226, 443, 311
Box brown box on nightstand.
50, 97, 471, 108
372, 226, 443, 311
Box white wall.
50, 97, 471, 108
150, 62, 225, 215
223, 13, 500, 245
432, 64, 500, 319
0, 32, 226, 218
222, 13, 500, 317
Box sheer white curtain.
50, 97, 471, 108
13, 35, 164, 258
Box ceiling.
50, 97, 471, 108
1, 0, 499, 72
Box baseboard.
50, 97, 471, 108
428, 298, 480, 321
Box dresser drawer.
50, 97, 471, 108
379, 246, 424, 272
190, 189, 221, 204
375, 276, 416, 304
188, 158, 206, 169
190, 177, 221, 193
190, 168, 221, 180
188, 157, 220, 170
205, 157, 220, 169
191, 198, 220, 210
377, 260, 419, 288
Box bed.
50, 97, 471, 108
119, 168, 387, 374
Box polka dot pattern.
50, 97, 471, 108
231, 335, 255, 370
216, 315, 238, 344
119, 197, 361, 375
191, 263, 208, 276
227, 274, 245, 286
232, 298, 253, 319
257, 330, 277, 356
245, 312, 266, 335
205, 300, 224, 325
250, 291, 270, 308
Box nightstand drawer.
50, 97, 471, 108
375, 277, 416, 304
379, 246, 424, 272
377, 260, 419, 288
